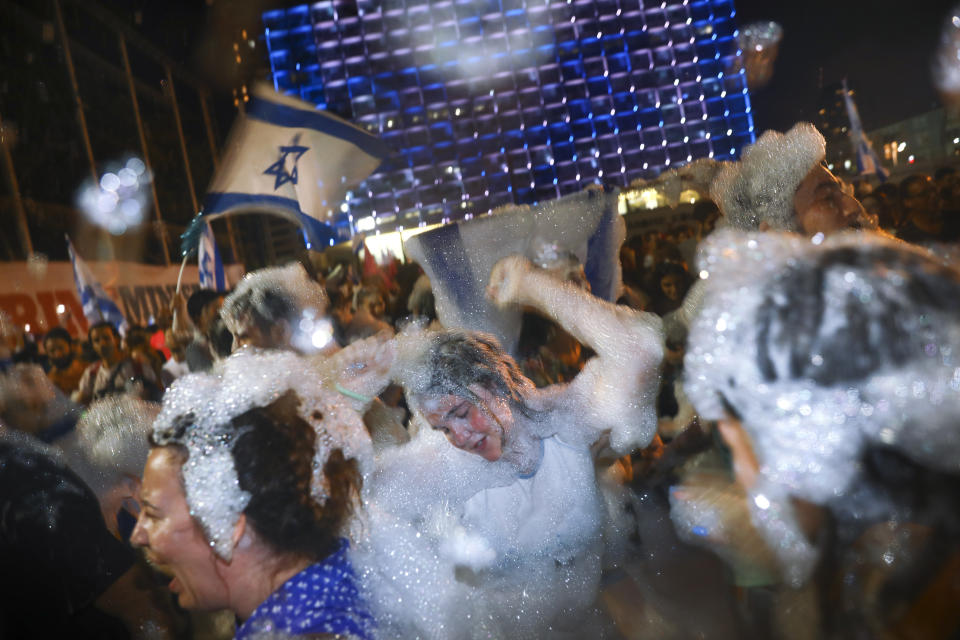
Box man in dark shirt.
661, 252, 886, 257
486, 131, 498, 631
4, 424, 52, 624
0, 432, 176, 638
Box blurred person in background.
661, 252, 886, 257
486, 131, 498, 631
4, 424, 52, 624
0, 363, 80, 443
0, 428, 180, 639
166, 289, 231, 373
125, 325, 166, 387
345, 286, 393, 344
897, 174, 943, 243
935, 166, 960, 241
648, 261, 693, 316
44, 326, 88, 396
73, 321, 161, 405
220, 263, 335, 355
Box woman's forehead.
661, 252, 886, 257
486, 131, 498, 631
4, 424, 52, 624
420, 393, 465, 414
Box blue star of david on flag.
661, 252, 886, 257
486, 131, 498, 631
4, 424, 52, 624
263, 133, 310, 190
198, 84, 392, 252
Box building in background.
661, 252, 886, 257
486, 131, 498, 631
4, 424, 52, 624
867, 106, 960, 178
261, 0, 756, 239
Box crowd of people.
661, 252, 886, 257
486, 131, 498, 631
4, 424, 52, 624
2, 120, 960, 639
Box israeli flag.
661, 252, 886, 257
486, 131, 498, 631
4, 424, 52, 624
202, 84, 391, 249
842, 79, 889, 181
198, 221, 227, 291
404, 188, 625, 354
66, 236, 128, 334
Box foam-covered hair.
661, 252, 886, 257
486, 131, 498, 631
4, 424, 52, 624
709, 122, 825, 231
395, 327, 535, 413
685, 230, 960, 503
75, 395, 160, 495
221, 262, 329, 353
151, 349, 373, 559
685, 230, 960, 585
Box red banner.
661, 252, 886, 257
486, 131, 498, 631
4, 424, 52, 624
0, 261, 244, 336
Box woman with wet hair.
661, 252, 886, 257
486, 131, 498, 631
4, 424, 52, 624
132, 362, 374, 639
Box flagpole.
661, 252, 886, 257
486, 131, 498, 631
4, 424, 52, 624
119, 35, 171, 266
0, 112, 33, 259
165, 67, 200, 215
52, 0, 98, 184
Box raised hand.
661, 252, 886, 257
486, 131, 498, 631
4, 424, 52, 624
486, 255, 535, 308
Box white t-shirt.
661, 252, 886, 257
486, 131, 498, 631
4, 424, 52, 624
462, 435, 604, 563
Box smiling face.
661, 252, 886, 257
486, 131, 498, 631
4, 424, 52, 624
421, 392, 509, 462
130, 447, 229, 611
792, 165, 867, 235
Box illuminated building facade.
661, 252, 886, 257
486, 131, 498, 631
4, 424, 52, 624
261, 0, 754, 237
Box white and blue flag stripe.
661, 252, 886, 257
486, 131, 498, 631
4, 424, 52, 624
202, 84, 391, 249
842, 79, 889, 181
404, 188, 625, 355
66, 236, 128, 334
198, 221, 227, 291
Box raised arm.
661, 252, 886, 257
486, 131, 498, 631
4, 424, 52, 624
486, 255, 664, 453
316, 331, 397, 413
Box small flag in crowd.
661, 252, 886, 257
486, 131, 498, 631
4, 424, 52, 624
198, 221, 227, 291
842, 79, 889, 181
66, 236, 128, 334
198, 83, 391, 251
403, 188, 625, 354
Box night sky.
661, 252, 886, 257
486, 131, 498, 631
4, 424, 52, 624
735, 0, 956, 134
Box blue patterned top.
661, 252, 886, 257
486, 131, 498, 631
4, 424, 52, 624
236, 539, 375, 639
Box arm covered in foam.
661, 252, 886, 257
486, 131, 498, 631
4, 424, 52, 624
487, 255, 664, 453
318, 331, 397, 412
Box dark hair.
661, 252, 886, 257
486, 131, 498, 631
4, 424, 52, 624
754, 245, 960, 387
230, 391, 361, 561
43, 327, 73, 345
125, 325, 150, 349
187, 290, 224, 326
224, 288, 296, 338
898, 174, 934, 203
934, 166, 957, 182
873, 182, 899, 201
88, 320, 119, 341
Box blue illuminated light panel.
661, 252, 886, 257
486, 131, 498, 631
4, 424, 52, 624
261, 0, 754, 237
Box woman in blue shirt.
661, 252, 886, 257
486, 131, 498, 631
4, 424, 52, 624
132, 376, 374, 640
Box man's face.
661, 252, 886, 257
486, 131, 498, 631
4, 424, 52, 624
45, 337, 73, 367
90, 326, 119, 362
793, 166, 868, 235
422, 393, 509, 462
131, 448, 229, 611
